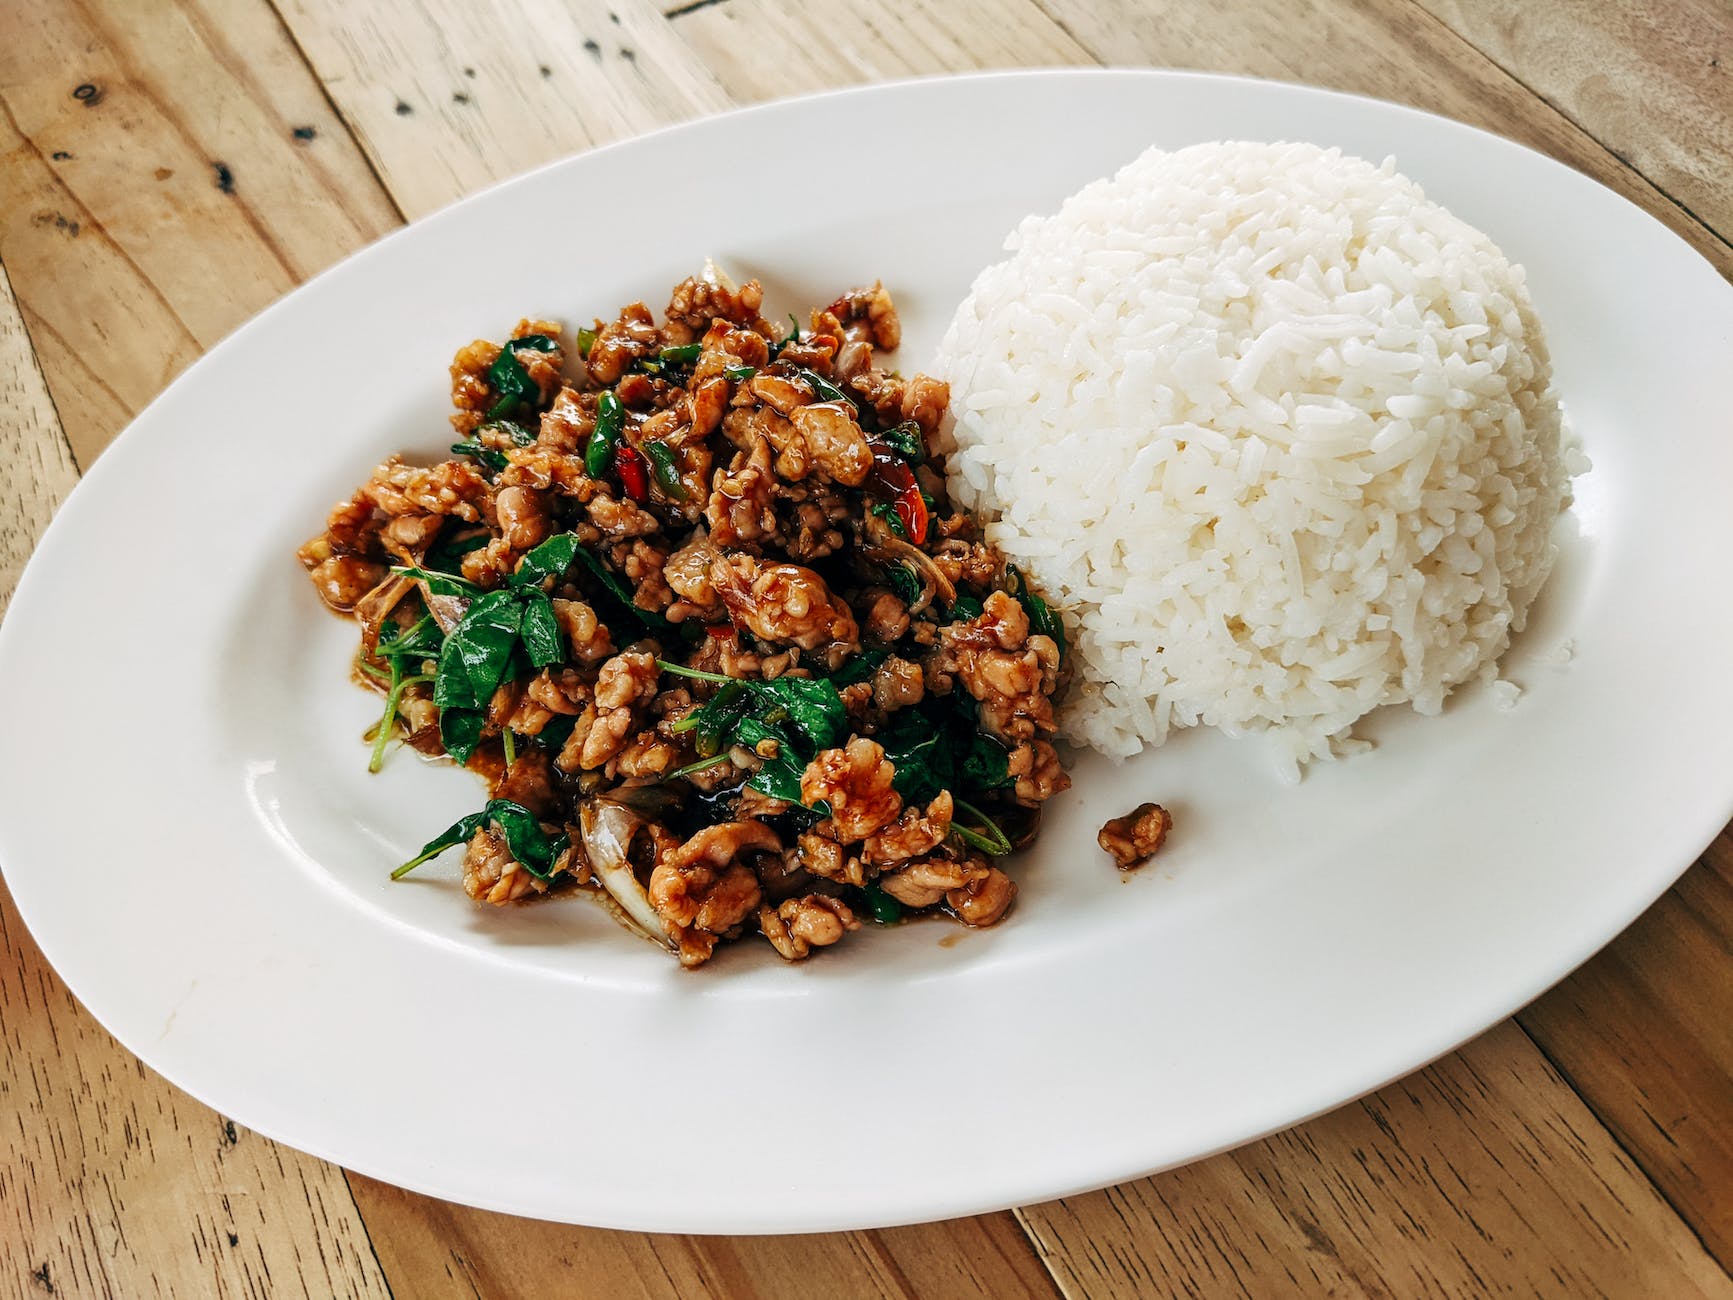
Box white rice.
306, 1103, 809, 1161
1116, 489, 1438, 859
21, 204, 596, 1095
934, 141, 1577, 776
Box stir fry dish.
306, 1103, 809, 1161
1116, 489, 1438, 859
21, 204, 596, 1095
298, 268, 1071, 966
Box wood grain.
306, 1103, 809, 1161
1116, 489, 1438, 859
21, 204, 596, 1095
0, 873, 395, 1300
0, 0, 399, 466
1416, 0, 1733, 245
669, 0, 1092, 100
0, 261, 77, 622
1518, 836, 1733, 1265
273, 0, 731, 220
1019, 1021, 1733, 1299
348, 1174, 1060, 1300
0, 258, 391, 1300
0, 2, 409, 1295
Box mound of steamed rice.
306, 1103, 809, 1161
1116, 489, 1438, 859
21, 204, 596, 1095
934, 141, 1575, 776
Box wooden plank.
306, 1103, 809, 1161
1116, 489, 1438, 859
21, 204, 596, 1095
0, 261, 77, 622
348, 1174, 1060, 1300
1415, 0, 1733, 247
668, 0, 1092, 100
1009, 0, 1732, 278
0, 0, 399, 465
1018, 1021, 1733, 1299
272, 0, 732, 220
1519, 833, 1733, 1266
0, 262, 391, 1300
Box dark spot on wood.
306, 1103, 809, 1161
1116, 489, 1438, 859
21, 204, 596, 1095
619, 47, 635, 61
212, 161, 235, 193
666, 0, 725, 16
31, 1262, 53, 1293
51, 150, 72, 161
222, 1119, 238, 1145
1294, 1215, 1336, 1257
292, 125, 317, 141
30, 211, 80, 237
609, 10, 620, 23
539, 64, 553, 78
395, 100, 414, 116
72, 82, 101, 105
154, 166, 173, 181
452, 91, 470, 104
463, 66, 476, 78
583, 38, 601, 58
227, 1232, 239, 1247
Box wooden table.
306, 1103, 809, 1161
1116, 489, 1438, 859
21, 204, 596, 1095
2, 1, 1730, 1295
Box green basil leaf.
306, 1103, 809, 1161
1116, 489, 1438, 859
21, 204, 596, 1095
738, 718, 808, 804
437, 707, 486, 766
870, 501, 910, 541
797, 366, 853, 408
483, 799, 569, 879
518, 595, 564, 668
875, 708, 954, 805
882, 563, 923, 608
769, 314, 801, 360
861, 882, 903, 924
375, 615, 444, 665
423, 530, 489, 573
510, 531, 581, 590
537, 713, 577, 753
686, 681, 749, 758
392, 808, 488, 879
391, 798, 567, 882
751, 677, 847, 751
572, 544, 675, 637
960, 729, 1012, 791
880, 420, 925, 464
827, 647, 888, 688
486, 335, 557, 419
449, 438, 508, 474
434, 590, 524, 709
1005, 564, 1066, 656
480, 417, 538, 447
393, 565, 483, 600
948, 594, 984, 623
952, 796, 1013, 856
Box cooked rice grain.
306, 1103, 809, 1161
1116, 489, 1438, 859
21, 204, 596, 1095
935, 141, 1575, 776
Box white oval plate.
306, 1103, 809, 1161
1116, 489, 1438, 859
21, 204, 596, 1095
4, 70, 1732, 1233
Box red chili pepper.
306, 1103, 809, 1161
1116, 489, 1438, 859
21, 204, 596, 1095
894, 481, 929, 545
616, 444, 649, 502
706, 624, 736, 640
866, 446, 929, 545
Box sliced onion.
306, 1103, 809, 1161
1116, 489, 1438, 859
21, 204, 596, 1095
701, 257, 736, 294
578, 798, 672, 946
862, 513, 956, 612
354, 573, 416, 658
419, 587, 471, 636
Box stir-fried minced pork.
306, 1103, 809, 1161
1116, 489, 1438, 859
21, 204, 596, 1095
1098, 803, 1173, 870
299, 270, 1072, 966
